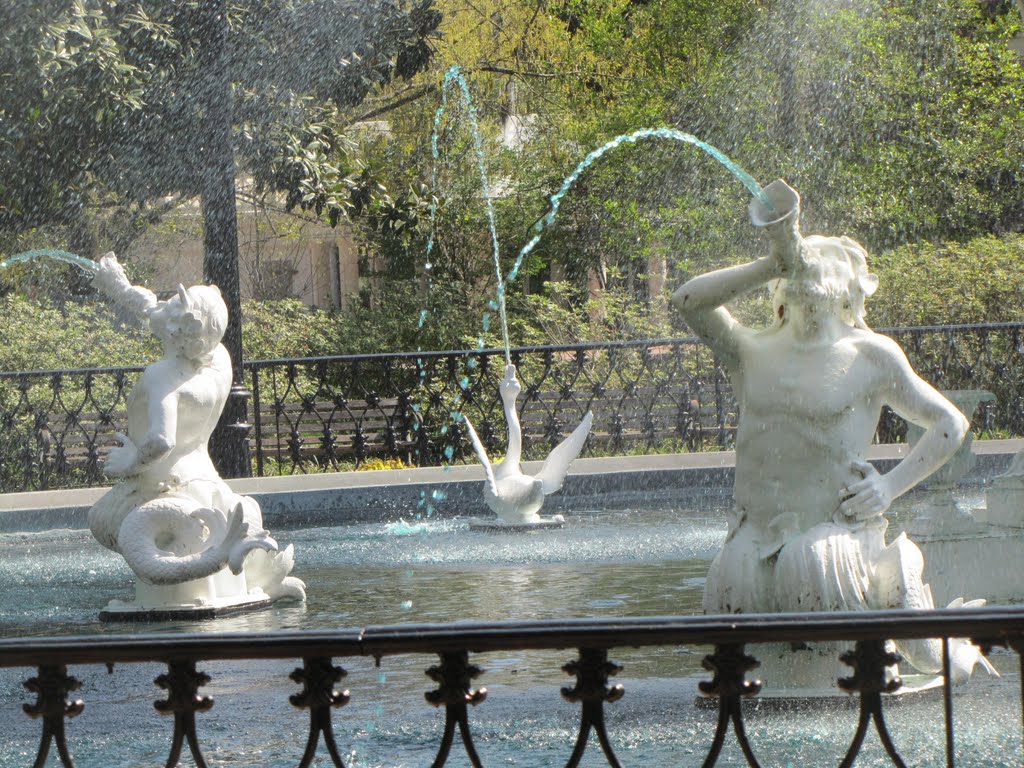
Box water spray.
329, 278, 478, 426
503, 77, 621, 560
0, 249, 98, 273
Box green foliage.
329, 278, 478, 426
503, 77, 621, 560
0, 0, 443, 254
240, 298, 337, 360
677, 0, 1024, 251
518, 283, 672, 347
868, 233, 1024, 327
4, 0, 1024, 367
0, 294, 157, 372
410, 0, 1022, 342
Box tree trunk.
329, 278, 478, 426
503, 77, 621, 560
198, 0, 250, 478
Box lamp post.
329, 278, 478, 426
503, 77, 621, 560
197, 0, 251, 478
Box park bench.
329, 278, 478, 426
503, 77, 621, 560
34, 409, 121, 480
251, 396, 416, 470
515, 381, 738, 453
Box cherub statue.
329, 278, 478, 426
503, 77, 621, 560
463, 364, 592, 525
88, 253, 304, 614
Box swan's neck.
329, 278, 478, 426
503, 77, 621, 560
502, 396, 522, 467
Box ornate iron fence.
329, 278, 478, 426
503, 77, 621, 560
3, 607, 1024, 767
245, 335, 729, 476
1, 323, 1022, 491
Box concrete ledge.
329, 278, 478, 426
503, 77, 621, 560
1, 440, 1020, 533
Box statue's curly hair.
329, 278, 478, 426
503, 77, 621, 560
770, 235, 879, 330
170, 284, 228, 359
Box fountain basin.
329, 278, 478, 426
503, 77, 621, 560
1, 444, 1023, 765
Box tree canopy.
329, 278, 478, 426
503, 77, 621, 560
349, 0, 1024, 349
0, 0, 442, 254
2, 0, 1022, 353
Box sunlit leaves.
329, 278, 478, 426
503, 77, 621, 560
0, 0, 442, 250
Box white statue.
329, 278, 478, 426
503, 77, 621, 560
88, 253, 304, 616
671, 181, 992, 682
463, 364, 593, 525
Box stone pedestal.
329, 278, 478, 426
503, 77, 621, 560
975, 477, 1024, 528
99, 568, 272, 621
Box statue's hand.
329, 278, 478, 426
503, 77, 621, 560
837, 459, 893, 520
92, 252, 131, 297
104, 432, 142, 477
750, 180, 803, 277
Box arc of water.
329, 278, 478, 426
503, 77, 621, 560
504, 127, 774, 287
428, 65, 511, 365
417, 65, 515, 491
0, 249, 99, 273
419, 87, 776, 484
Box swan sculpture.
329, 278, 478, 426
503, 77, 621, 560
463, 364, 593, 525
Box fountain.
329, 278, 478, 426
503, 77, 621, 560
2, 1, 1023, 764
84, 253, 305, 620
4, 480, 1022, 766
424, 68, 596, 526
671, 179, 995, 688
462, 364, 592, 528
427, 70, 794, 526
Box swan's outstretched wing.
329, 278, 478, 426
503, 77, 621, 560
537, 411, 593, 495
462, 414, 497, 496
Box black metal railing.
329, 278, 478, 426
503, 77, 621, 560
244, 335, 728, 476
3, 607, 1024, 767
1, 322, 1022, 491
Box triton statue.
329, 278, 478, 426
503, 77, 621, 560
672, 181, 992, 684
88, 253, 304, 618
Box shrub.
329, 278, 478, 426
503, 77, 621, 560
867, 233, 1024, 327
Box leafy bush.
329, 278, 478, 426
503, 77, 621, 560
0, 295, 156, 372
241, 299, 338, 361
867, 233, 1024, 327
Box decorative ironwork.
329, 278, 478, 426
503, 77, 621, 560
22, 664, 83, 768
5, 608, 1024, 767
941, 638, 955, 767
698, 643, 763, 768
154, 659, 214, 768
289, 656, 351, 768
4, 322, 1021, 491
560, 647, 625, 768
424, 650, 488, 767
837, 640, 906, 768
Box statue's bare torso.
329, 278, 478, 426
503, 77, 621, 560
670, 181, 967, 619
733, 326, 892, 534
125, 345, 232, 486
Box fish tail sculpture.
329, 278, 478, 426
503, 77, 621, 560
117, 498, 276, 586
873, 533, 997, 683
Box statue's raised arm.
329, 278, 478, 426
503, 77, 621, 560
670, 180, 803, 370
92, 252, 159, 324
